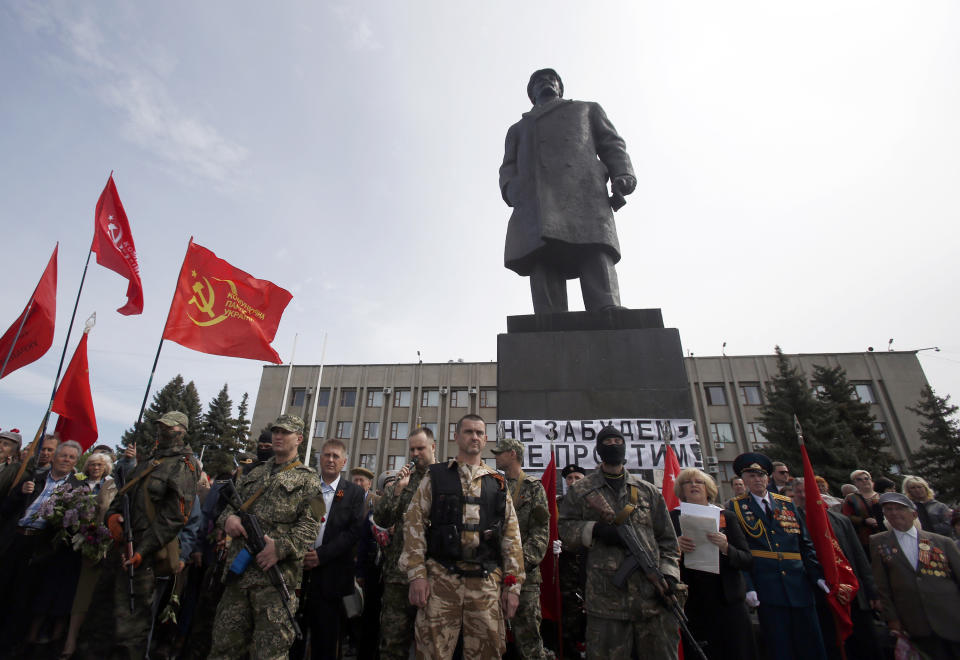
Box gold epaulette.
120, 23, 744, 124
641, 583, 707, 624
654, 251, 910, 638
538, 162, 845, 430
771, 492, 793, 502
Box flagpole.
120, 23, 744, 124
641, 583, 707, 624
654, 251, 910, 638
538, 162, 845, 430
0, 299, 33, 379
279, 333, 298, 415
303, 333, 327, 466
135, 238, 192, 428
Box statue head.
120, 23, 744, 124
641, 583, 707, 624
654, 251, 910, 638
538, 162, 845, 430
527, 68, 563, 103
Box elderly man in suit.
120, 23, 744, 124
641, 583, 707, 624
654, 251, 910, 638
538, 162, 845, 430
299, 439, 365, 660
499, 68, 636, 313
870, 491, 960, 660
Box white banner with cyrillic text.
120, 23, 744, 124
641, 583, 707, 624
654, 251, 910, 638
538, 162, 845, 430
497, 418, 702, 471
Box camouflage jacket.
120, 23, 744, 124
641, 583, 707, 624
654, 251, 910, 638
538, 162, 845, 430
558, 469, 680, 620
106, 443, 200, 560
373, 465, 427, 584
507, 473, 549, 588
216, 456, 321, 589
399, 459, 526, 595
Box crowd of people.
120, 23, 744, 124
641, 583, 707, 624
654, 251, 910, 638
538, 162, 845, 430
1, 417, 959, 660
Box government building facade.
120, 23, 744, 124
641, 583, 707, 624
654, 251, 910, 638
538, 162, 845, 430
250, 350, 930, 490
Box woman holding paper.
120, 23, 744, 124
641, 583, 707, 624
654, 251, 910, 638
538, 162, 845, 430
671, 468, 757, 660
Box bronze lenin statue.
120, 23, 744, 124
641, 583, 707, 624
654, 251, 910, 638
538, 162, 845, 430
499, 69, 636, 314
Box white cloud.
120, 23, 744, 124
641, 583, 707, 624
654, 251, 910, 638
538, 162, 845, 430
14, 2, 248, 187
331, 6, 382, 51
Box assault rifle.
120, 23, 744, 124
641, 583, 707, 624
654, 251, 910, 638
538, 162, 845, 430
584, 488, 708, 660
115, 470, 136, 613
222, 480, 302, 639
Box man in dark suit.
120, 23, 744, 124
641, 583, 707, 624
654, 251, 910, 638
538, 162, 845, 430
792, 477, 883, 660
870, 492, 960, 660
300, 439, 365, 660
728, 453, 828, 660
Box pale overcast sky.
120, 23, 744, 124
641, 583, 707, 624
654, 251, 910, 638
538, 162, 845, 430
2, 1, 958, 447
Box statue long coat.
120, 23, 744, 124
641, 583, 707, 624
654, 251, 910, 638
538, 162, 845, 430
498, 98, 634, 277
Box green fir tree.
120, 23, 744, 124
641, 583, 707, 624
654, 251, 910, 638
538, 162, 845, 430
201, 384, 236, 452
757, 347, 855, 488
908, 386, 960, 505
811, 364, 893, 479
121, 375, 192, 451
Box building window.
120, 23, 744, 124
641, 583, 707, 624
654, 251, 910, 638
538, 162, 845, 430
449, 423, 457, 441
341, 390, 357, 407
746, 422, 767, 445
394, 390, 411, 407
313, 420, 327, 438
391, 422, 409, 440
291, 388, 306, 407
419, 422, 438, 437
363, 422, 379, 439
366, 390, 384, 408
315, 390, 330, 407
710, 423, 734, 444
336, 421, 353, 438
451, 390, 468, 407
480, 390, 497, 408
359, 454, 376, 471
873, 422, 887, 439
387, 455, 407, 471
421, 390, 440, 407
485, 423, 497, 439
854, 384, 876, 404
738, 384, 762, 406
704, 385, 727, 406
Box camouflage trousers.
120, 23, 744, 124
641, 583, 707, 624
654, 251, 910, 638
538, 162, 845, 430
208, 579, 300, 660
380, 581, 417, 660
584, 612, 678, 660
414, 563, 506, 660
75, 548, 156, 660
513, 587, 546, 659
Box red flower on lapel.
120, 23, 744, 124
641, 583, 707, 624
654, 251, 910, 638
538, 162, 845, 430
503, 574, 518, 586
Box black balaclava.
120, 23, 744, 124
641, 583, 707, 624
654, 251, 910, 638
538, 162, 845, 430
256, 429, 274, 462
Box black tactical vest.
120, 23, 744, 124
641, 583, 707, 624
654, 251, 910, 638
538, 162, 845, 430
426, 462, 506, 571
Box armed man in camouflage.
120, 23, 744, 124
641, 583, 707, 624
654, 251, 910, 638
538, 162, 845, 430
493, 436, 550, 659
400, 414, 526, 659
373, 426, 437, 660
559, 425, 682, 659
77, 411, 200, 660
208, 414, 321, 660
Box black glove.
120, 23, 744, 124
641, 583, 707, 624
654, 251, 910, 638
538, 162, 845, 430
592, 522, 624, 546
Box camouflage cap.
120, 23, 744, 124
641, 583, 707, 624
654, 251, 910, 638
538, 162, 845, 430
350, 466, 375, 480
377, 470, 398, 491
491, 437, 524, 457
0, 430, 22, 447
271, 414, 304, 434
157, 411, 189, 430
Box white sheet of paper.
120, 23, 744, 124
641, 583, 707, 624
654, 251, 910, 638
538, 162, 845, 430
679, 502, 722, 574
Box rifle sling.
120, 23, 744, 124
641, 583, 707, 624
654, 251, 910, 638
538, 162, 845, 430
240, 460, 302, 512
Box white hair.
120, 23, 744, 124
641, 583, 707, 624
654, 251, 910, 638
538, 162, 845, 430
85, 451, 114, 476
56, 440, 83, 457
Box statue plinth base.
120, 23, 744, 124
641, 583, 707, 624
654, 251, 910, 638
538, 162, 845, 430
497, 309, 693, 421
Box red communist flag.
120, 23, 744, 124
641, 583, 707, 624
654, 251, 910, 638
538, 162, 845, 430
539, 451, 562, 625
91, 174, 143, 315
0, 245, 58, 379
662, 442, 682, 510
800, 443, 859, 641
162, 240, 292, 363
52, 331, 98, 450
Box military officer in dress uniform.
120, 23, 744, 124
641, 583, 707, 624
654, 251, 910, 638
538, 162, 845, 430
727, 452, 829, 660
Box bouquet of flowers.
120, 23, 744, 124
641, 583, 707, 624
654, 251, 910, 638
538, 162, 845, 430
33, 482, 113, 561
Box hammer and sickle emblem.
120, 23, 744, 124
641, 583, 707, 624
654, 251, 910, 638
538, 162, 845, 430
188, 277, 217, 319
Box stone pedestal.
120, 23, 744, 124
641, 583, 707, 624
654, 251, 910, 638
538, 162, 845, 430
497, 309, 694, 421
